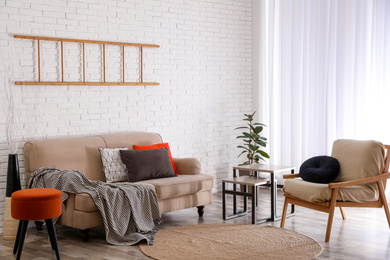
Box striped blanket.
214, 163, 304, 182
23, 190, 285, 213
29, 167, 161, 245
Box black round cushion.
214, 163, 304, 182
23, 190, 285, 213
299, 156, 340, 184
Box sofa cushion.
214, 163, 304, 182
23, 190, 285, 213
23, 136, 107, 182
137, 174, 214, 200
283, 179, 379, 203
99, 147, 128, 183
101, 132, 163, 149
120, 148, 176, 182
133, 143, 178, 174
74, 174, 214, 211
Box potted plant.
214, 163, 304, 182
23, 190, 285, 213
235, 111, 269, 165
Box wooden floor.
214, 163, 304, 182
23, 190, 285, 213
1, 188, 390, 259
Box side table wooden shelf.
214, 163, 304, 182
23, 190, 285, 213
222, 176, 269, 224
222, 164, 295, 224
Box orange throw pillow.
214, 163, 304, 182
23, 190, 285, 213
133, 143, 178, 174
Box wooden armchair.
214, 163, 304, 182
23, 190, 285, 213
280, 139, 390, 242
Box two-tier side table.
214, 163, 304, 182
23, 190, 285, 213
222, 164, 295, 224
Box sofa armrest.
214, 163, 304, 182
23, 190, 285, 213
57, 192, 75, 227
173, 158, 202, 175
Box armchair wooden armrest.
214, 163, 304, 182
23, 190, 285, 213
283, 173, 300, 179
328, 172, 390, 189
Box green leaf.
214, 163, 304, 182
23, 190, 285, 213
249, 124, 257, 134
237, 145, 250, 151
244, 113, 253, 119
234, 126, 249, 130
237, 150, 247, 158
259, 150, 270, 158
242, 132, 253, 139
253, 123, 267, 127
253, 154, 265, 162
254, 126, 263, 134
255, 140, 267, 147
249, 144, 259, 151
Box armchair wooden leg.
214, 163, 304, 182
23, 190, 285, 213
280, 198, 289, 228
378, 181, 390, 228
325, 188, 339, 242
382, 201, 390, 228
339, 207, 346, 220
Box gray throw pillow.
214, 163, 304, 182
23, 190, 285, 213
120, 148, 177, 182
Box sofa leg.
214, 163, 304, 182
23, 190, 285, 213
35, 221, 44, 231
197, 206, 205, 217
80, 229, 90, 242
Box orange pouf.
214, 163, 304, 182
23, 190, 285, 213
11, 188, 62, 260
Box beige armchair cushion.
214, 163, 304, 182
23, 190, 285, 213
331, 139, 385, 182
283, 179, 378, 203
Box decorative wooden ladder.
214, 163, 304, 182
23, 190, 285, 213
13, 35, 159, 86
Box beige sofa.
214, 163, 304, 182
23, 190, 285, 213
23, 132, 213, 241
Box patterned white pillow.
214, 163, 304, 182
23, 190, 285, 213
99, 147, 129, 183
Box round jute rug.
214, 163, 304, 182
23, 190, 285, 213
139, 223, 322, 260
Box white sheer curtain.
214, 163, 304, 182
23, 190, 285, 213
254, 0, 390, 170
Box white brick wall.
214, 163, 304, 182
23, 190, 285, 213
0, 0, 253, 233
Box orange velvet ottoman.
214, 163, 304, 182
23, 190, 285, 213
11, 188, 62, 260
